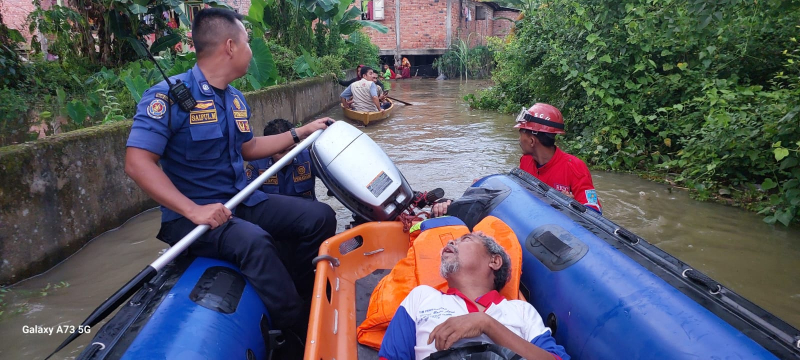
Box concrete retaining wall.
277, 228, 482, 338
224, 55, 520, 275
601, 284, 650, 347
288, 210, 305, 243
0, 74, 344, 285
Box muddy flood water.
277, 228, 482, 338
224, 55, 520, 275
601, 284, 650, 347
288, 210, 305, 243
1, 79, 799, 359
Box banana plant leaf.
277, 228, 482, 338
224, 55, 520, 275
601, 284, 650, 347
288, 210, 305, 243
246, 74, 262, 90
244, 16, 266, 39
334, 0, 353, 22
293, 47, 321, 78
358, 20, 388, 33
66, 100, 87, 126
127, 3, 148, 14
109, 11, 128, 39
338, 3, 361, 21
316, 0, 338, 13
247, 38, 279, 89
300, 47, 320, 74
247, 0, 267, 26
150, 33, 181, 54
124, 75, 150, 103
124, 36, 149, 58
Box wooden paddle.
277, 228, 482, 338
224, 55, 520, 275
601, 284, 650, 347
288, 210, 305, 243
387, 96, 413, 106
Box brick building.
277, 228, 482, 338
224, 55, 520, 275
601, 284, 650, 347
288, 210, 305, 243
1, 0, 49, 43
358, 0, 519, 70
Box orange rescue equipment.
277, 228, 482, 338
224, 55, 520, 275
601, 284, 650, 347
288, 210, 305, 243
356, 215, 523, 349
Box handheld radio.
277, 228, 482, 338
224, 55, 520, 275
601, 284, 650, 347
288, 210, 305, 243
141, 41, 196, 112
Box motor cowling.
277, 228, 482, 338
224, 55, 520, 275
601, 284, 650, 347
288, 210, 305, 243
310, 121, 414, 221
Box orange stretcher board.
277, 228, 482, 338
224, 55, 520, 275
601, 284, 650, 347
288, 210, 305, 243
305, 221, 409, 360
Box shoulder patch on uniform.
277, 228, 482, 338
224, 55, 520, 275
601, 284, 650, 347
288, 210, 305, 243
154, 92, 173, 104
146, 99, 167, 119
293, 161, 312, 182
245, 163, 255, 181
232, 94, 249, 119
585, 189, 598, 205
236, 119, 251, 133
199, 81, 213, 95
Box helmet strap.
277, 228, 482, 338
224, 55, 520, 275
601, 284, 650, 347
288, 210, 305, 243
521, 112, 565, 130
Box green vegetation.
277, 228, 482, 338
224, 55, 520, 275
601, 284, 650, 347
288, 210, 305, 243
433, 35, 494, 81
0, 0, 384, 146
467, 0, 800, 226
246, 0, 385, 80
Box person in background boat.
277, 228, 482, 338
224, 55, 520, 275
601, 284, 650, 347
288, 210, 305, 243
124, 8, 336, 353
383, 63, 399, 80
400, 57, 412, 79
339, 64, 385, 89
246, 118, 317, 200
340, 66, 383, 112
431, 103, 602, 216
338, 64, 364, 87
379, 232, 570, 360
371, 71, 392, 110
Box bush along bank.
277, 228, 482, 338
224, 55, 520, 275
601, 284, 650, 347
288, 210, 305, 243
2, 0, 383, 147
466, 0, 800, 226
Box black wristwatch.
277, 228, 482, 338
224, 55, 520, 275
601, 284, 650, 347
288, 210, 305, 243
290, 128, 300, 143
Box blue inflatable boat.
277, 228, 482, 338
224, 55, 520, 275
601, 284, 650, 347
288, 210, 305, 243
79, 170, 800, 359
305, 169, 800, 360
475, 169, 800, 359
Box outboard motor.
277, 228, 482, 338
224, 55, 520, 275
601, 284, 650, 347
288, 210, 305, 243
311, 121, 415, 221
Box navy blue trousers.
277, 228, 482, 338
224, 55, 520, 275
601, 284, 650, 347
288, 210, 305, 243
157, 194, 336, 332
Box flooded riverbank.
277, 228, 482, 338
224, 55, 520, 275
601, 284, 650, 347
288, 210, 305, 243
1, 79, 798, 359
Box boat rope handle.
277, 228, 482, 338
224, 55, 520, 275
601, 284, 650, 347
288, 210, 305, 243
682, 268, 722, 295
311, 255, 340, 267
569, 199, 587, 213
614, 228, 640, 245
537, 181, 549, 193
82, 342, 106, 358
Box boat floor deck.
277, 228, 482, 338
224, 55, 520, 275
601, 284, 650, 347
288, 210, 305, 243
355, 269, 391, 359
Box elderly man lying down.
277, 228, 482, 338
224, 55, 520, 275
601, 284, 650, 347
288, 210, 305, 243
378, 231, 570, 360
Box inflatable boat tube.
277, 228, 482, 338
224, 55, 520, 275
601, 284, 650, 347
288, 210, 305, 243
469, 169, 800, 359
77, 257, 271, 360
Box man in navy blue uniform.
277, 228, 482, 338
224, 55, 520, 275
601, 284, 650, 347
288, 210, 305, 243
246, 118, 317, 200
124, 8, 336, 345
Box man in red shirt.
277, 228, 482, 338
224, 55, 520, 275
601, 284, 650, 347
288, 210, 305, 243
432, 103, 601, 216
515, 103, 602, 213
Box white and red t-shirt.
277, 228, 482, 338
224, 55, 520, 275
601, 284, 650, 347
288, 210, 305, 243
520, 147, 602, 213
378, 285, 570, 360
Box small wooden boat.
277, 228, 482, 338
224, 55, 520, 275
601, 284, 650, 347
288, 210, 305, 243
342, 99, 394, 126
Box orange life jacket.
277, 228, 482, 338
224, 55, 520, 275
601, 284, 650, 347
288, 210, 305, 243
356, 215, 523, 349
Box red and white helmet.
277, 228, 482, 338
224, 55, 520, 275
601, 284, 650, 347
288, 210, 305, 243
513, 103, 566, 134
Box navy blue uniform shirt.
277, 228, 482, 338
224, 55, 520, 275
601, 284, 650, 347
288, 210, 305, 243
127, 64, 268, 222
246, 150, 317, 200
